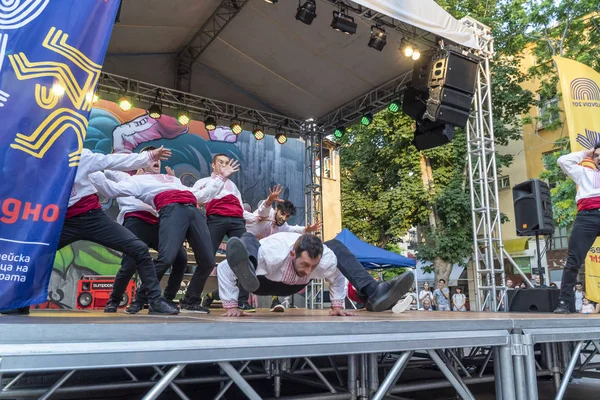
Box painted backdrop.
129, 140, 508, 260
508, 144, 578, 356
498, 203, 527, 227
40, 100, 306, 309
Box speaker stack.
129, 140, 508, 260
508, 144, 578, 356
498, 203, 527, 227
512, 179, 554, 236
403, 46, 480, 151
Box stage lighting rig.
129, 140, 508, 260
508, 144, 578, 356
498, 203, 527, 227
360, 112, 373, 126
177, 109, 190, 126
253, 127, 265, 140
296, 0, 316, 25
331, 9, 356, 35
230, 120, 243, 135
148, 89, 162, 119
118, 95, 132, 111
333, 126, 345, 138
388, 98, 401, 113
368, 25, 387, 51
204, 116, 217, 130
276, 132, 288, 144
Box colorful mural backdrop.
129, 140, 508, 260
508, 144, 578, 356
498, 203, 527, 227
40, 100, 306, 309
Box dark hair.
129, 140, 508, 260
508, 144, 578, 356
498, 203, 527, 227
212, 153, 230, 164
439, 279, 446, 284
294, 234, 323, 260
140, 146, 157, 152
594, 144, 600, 152
276, 200, 297, 216
576, 282, 583, 286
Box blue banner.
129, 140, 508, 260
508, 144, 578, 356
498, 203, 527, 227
0, 0, 120, 311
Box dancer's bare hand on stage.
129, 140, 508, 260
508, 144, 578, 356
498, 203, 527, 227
266, 184, 284, 206
165, 166, 175, 176
150, 146, 171, 161
305, 221, 322, 233
220, 159, 240, 179
222, 308, 250, 318
329, 307, 356, 317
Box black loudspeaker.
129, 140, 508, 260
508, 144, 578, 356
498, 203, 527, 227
402, 86, 427, 120
507, 288, 560, 312
412, 52, 434, 91
416, 46, 479, 129
413, 121, 455, 151
513, 179, 554, 236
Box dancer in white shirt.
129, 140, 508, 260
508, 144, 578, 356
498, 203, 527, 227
2, 147, 179, 316
89, 158, 239, 313
218, 232, 414, 317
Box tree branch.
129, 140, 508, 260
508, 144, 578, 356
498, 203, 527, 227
543, 24, 556, 56
558, 12, 573, 56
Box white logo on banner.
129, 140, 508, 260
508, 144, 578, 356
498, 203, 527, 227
0, 0, 49, 29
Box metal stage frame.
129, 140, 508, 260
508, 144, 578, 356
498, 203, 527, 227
2, 310, 600, 400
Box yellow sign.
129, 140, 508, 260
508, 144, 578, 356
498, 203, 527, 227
554, 56, 600, 303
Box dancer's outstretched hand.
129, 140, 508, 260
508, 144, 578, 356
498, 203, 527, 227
165, 166, 175, 176
222, 308, 250, 318
329, 307, 356, 317
151, 145, 171, 161
266, 184, 284, 206
305, 221, 322, 232
220, 159, 240, 179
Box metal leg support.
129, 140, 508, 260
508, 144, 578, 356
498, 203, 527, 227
142, 364, 186, 400
215, 361, 252, 400
2, 372, 25, 391
511, 334, 527, 400
499, 345, 516, 400
152, 365, 190, 400
555, 341, 585, 400
371, 351, 413, 400
493, 347, 503, 400
427, 350, 476, 400
304, 357, 336, 393
39, 370, 76, 400
523, 335, 539, 400
348, 354, 358, 400
368, 353, 379, 396
218, 361, 262, 400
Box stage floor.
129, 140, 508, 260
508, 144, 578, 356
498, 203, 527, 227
1, 309, 600, 373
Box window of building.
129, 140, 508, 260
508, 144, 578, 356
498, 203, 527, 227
552, 225, 571, 250
498, 176, 510, 190
538, 97, 559, 129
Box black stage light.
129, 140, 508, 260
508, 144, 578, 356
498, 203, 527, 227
331, 11, 357, 35
360, 112, 373, 126
368, 25, 387, 51
148, 104, 162, 119
296, 0, 317, 25
333, 126, 345, 138
204, 116, 217, 131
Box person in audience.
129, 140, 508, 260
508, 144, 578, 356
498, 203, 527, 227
420, 299, 433, 311
217, 232, 414, 317
575, 282, 585, 313
518, 281, 527, 289
550, 282, 558, 288
452, 287, 467, 311
419, 282, 433, 304
580, 298, 595, 314
506, 279, 514, 289
433, 279, 450, 311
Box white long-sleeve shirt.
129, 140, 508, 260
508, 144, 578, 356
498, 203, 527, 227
217, 232, 347, 309
245, 202, 306, 239
69, 149, 156, 207
557, 150, 600, 202
104, 170, 158, 224
193, 174, 254, 221
89, 172, 226, 209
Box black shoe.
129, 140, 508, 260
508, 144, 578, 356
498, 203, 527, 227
366, 271, 415, 312
554, 300, 570, 314
239, 302, 256, 313
201, 293, 214, 308
104, 299, 120, 313
148, 298, 179, 315
180, 302, 210, 314
1, 306, 30, 315
166, 299, 179, 308
125, 300, 145, 314
226, 237, 259, 292
270, 298, 285, 312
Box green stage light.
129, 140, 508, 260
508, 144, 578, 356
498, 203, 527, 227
388, 99, 400, 113
333, 126, 345, 138
360, 112, 373, 126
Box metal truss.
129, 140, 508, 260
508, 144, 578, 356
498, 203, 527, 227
303, 119, 325, 309
97, 72, 305, 135
175, 0, 250, 92
318, 70, 412, 132
463, 18, 507, 312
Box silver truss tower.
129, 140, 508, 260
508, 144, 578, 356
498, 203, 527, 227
303, 120, 325, 309
462, 17, 506, 312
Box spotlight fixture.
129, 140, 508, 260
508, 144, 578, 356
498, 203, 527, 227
368, 25, 387, 51
360, 112, 373, 126
412, 50, 421, 60
148, 104, 162, 119
177, 109, 190, 126
118, 96, 132, 111
204, 116, 217, 131
403, 45, 414, 58
333, 126, 345, 138
230, 120, 243, 135
296, 0, 317, 25
275, 132, 287, 144
388, 98, 401, 113
253, 127, 265, 140
331, 10, 357, 35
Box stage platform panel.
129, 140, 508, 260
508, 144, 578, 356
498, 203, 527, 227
0, 310, 597, 373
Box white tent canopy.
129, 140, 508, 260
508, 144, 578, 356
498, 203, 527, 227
104, 0, 478, 121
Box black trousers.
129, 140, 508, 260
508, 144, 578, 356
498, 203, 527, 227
207, 214, 248, 302
559, 210, 600, 302
238, 234, 378, 300
58, 209, 162, 301
136, 203, 215, 305
111, 217, 188, 303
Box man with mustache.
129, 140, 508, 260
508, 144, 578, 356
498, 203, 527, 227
217, 232, 414, 317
